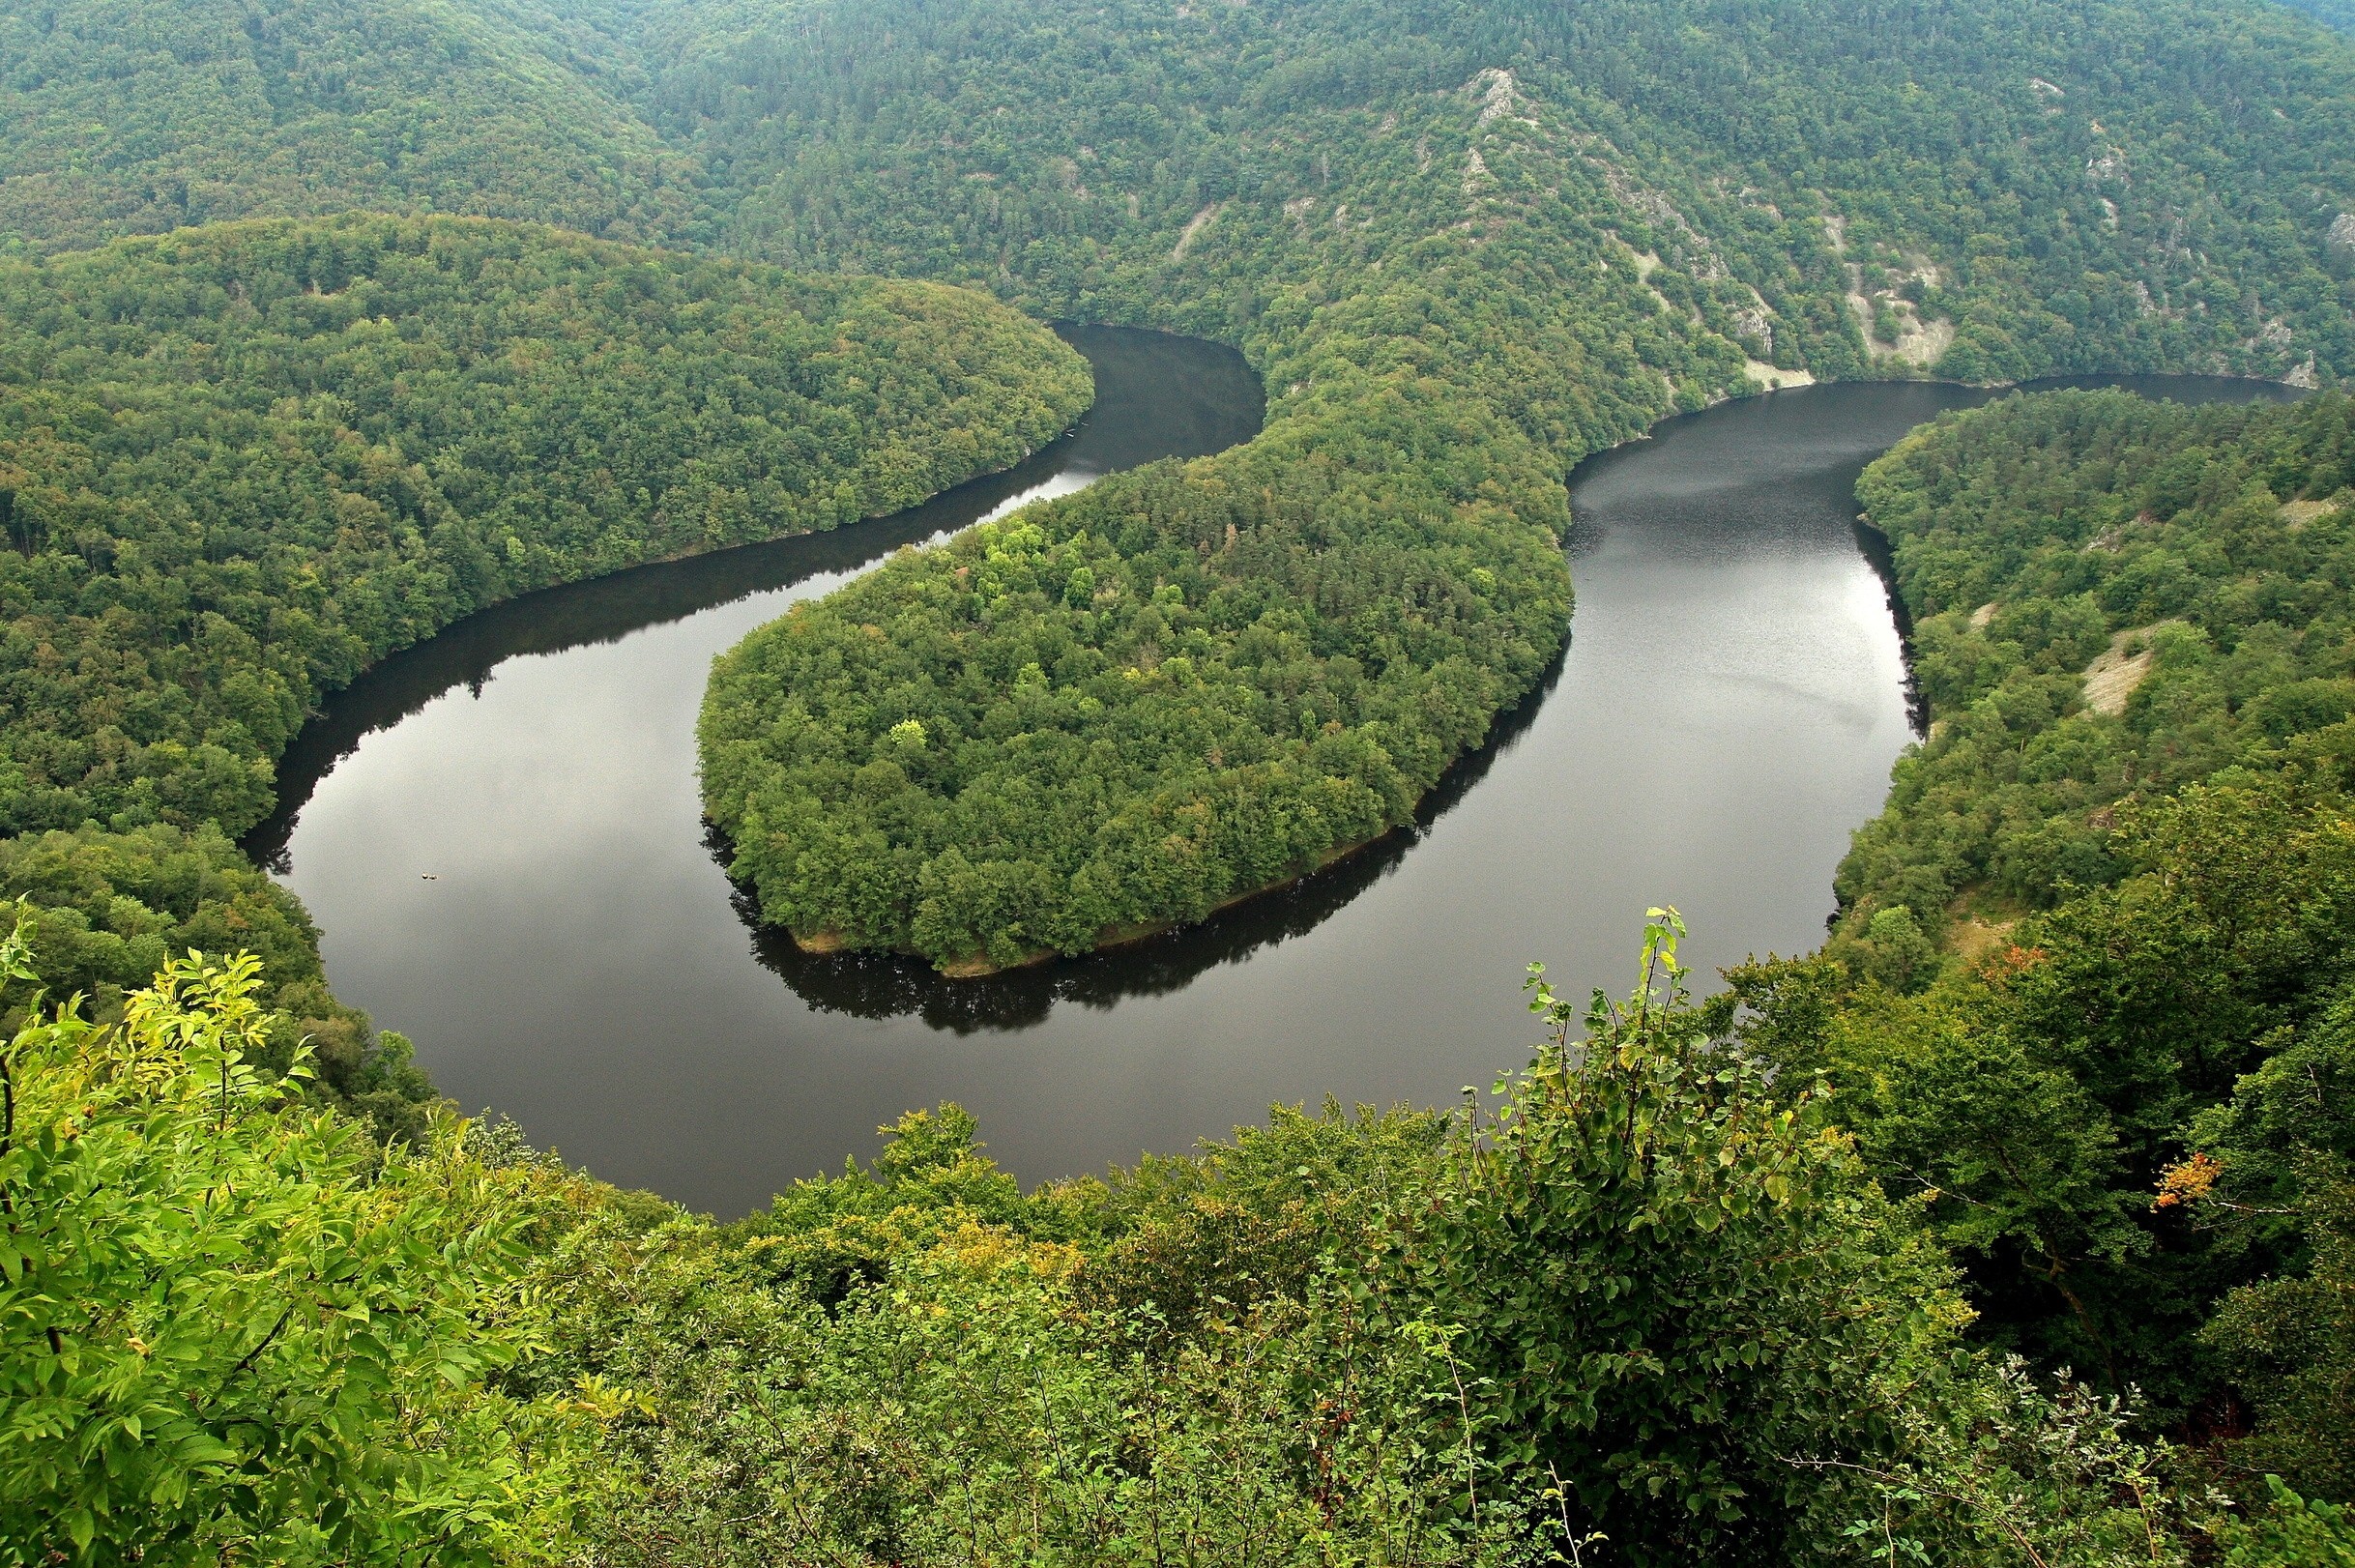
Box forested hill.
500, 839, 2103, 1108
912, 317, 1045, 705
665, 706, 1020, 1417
14, 0, 2355, 392
11, 0, 2355, 971
1842, 390, 2355, 927
0, 0, 697, 251
672, 0, 2355, 969
610, 0, 2355, 384
0, 215, 1089, 840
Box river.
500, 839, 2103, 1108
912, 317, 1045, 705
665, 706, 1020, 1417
252, 329, 2292, 1214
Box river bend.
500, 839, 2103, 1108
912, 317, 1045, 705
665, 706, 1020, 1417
259, 332, 2289, 1214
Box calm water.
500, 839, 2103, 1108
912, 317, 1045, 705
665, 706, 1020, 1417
259, 339, 2292, 1214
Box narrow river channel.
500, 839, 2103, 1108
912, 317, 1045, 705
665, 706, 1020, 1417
256, 329, 2293, 1214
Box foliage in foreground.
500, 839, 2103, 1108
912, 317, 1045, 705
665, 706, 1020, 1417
1729, 387, 2355, 1499
0, 824, 435, 1141
2217, 1478, 2355, 1566
21, 918, 2326, 1566
481, 915, 2306, 1567
0, 930, 585, 1565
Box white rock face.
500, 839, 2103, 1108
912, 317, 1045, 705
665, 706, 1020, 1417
2083, 623, 2184, 716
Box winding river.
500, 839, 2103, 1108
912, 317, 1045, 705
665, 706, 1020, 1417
252, 328, 2293, 1215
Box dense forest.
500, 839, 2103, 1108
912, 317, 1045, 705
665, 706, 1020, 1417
1843, 390, 2355, 925
2284, 0, 2355, 31
0, 0, 697, 250
0, 214, 1090, 836
0, 824, 436, 1142
699, 427, 1571, 971
5, 0, 2355, 1560
692, 0, 2355, 969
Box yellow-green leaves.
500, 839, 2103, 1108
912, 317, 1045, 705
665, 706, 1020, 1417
0, 943, 574, 1565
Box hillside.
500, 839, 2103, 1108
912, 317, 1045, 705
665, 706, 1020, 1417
1717, 387, 2355, 1501
628, 0, 2355, 386
1841, 389, 2355, 926
2282, 0, 2355, 30
0, 0, 689, 250
687, 0, 2355, 969
0, 215, 1089, 841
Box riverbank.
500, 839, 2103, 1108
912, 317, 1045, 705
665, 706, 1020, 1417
278, 371, 2278, 1209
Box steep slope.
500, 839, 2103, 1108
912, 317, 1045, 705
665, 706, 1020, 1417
8, 0, 2354, 968
1840, 389, 2355, 924
615, 0, 2355, 383
1718, 390, 2355, 1466
0, 0, 689, 249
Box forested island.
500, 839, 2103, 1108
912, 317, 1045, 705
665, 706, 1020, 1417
4, 0, 2355, 1562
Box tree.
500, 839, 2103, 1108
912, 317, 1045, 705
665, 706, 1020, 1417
0, 923, 577, 1564
1414, 909, 1965, 1566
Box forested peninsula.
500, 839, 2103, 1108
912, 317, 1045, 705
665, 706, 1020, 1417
6, 0, 2355, 1562
697, 0, 2355, 972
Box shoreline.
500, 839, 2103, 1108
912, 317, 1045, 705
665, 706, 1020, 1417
748, 364, 2310, 979
788, 828, 1400, 978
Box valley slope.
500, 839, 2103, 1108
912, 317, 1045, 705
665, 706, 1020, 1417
8, 0, 2355, 1561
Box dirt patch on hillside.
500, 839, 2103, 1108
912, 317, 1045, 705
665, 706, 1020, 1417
2082, 622, 2184, 716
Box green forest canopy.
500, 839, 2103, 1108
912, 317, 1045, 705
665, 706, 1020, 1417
12, 0, 2355, 971
0, 0, 697, 251
2280, 0, 2355, 32
0, 213, 1090, 837
4, 0, 2355, 1558
1705, 386, 2355, 1516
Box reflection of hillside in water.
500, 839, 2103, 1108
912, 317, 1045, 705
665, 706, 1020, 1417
248, 323, 1264, 874
244, 440, 1085, 873
728, 648, 1570, 1031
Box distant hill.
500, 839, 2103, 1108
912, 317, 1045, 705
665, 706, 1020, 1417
2281, 0, 2355, 29
0, 0, 693, 250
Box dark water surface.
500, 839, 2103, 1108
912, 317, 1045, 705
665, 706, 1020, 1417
263, 337, 2292, 1215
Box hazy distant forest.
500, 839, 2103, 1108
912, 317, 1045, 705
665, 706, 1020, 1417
3, 0, 2355, 1562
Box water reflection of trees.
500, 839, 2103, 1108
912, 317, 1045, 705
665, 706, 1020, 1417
244, 325, 1268, 874
242, 450, 1076, 872
727, 371, 2279, 1027
725, 647, 1569, 1032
